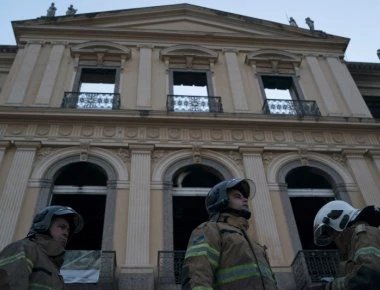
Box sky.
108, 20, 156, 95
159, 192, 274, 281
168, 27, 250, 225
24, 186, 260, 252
1, 0, 379, 63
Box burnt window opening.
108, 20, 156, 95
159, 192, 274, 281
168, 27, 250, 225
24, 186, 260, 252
286, 166, 336, 250
52, 162, 108, 250
55, 162, 107, 186
286, 166, 333, 189
172, 164, 222, 188
172, 71, 209, 96
262, 75, 299, 100
79, 68, 116, 93
363, 96, 380, 118
172, 165, 222, 251
51, 194, 105, 250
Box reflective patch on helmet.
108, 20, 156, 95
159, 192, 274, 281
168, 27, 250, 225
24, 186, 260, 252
192, 234, 205, 245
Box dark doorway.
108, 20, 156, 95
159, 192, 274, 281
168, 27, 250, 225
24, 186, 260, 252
290, 196, 336, 249
51, 194, 106, 250
172, 196, 208, 251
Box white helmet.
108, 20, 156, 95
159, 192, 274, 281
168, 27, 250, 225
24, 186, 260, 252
313, 200, 360, 246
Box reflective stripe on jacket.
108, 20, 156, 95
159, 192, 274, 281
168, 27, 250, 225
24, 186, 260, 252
329, 223, 380, 290
0, 235, 66, 290
182, 213, 277, 290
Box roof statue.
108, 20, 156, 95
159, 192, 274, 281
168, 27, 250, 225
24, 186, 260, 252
289, 17, 298, 27
66, 5, 77, 16
305, 17, 315, 30
377, 49, 380, 60
46, 2, 56, 17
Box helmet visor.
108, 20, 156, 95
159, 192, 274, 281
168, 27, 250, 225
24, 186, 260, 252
314, 224, 337, 246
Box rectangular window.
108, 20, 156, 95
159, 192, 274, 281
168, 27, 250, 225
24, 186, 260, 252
261, 75, 300, 115
76, 68, 116, 109
168, 71, 222, 112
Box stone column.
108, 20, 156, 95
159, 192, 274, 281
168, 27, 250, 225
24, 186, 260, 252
224, 50, 249, 112
136, 46, 152, 108
8, 43, 41, 104
343, 149, 380, 206
240, 148, 284, 265
0, 141, 40, 250
120, 145, 154, 290
35, 44, 65, 105
305, 56, 341, 116
326, 57, 371, 117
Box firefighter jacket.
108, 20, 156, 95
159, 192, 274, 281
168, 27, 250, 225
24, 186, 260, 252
0, 234, 66, 290
182, 213, 277, 290
327, 222, 380, 290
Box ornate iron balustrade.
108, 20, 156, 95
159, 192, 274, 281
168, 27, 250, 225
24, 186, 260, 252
292, 250, 340, 289
167, 95, 223, 113
263, 99, 321, 117
157, 250, 185, 289
62, 92, 120, 109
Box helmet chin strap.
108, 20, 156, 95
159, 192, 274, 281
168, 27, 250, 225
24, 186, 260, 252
224, 208, 251, 219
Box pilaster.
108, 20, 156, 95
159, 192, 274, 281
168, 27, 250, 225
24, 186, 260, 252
326, 57, 371, 117
240, 147, 284, 265
305, 56, 340, 116
35, 44, 65, 105
343, 149, 380, 206
7, 43, 41, 104
125, 144, 154, 265
224, 50, 248, 112
136, 46, 152, 108
0, 141, 40, 250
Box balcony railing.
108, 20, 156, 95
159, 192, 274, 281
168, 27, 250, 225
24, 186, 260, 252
157, 250, 185, 289
62, 92, 120, 109
292, 250, 340, 289
263, 99, 321, 117
167, 95, 223, 113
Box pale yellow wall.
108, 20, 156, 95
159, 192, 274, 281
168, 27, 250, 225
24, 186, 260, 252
113, 188, 129, 266
151, 49, 167, 110
318, 57, 350, 114
149, 189, 164, 265
0, 48, 25, 103
121, 47, 139, 110
14, 187, 40, 240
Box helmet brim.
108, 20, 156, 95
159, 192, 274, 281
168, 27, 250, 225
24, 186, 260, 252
226, 178, 256, 200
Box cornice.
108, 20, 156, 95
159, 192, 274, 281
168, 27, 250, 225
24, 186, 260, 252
13, 25, 348, 53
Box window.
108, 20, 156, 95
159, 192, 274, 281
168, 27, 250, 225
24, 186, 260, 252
161, 44, 222, 113
75, 68, 118, 109
363, 96, 380, 118
63, 41, 130, 110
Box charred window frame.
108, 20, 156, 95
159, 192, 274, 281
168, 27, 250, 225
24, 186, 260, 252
73, 67, 120, 93
258, 75, 303, 101
169, 70, 213, 96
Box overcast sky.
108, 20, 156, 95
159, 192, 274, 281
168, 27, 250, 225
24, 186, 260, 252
1, 0, 379, 63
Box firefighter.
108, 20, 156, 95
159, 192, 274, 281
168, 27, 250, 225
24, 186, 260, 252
182, 178, 278, 290
311, 200, 380, 290
0, 205, 83, 289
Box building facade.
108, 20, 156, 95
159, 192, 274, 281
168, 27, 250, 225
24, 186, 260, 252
0, 4, 379, 290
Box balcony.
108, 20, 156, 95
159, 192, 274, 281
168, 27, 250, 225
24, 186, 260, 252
263, 99, 321, 117
167, 95, 223, 113
63, 250, 116, 290
62, 92, 121, 109
157, 251, 185, 289
292, 250, 340, 289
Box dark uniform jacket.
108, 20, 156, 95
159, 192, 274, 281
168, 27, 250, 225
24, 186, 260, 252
182, 213, 277, 290
0, 234, 66, 290
328, 222, 380, 290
